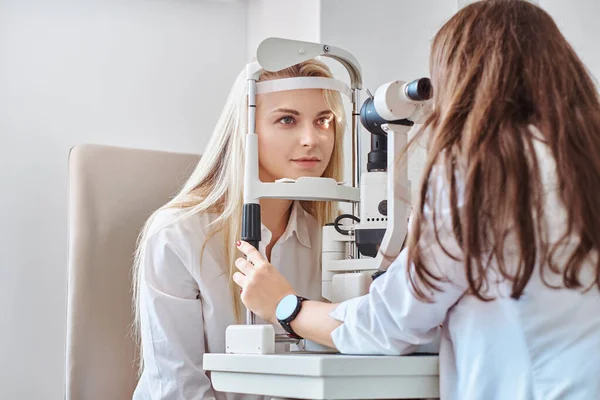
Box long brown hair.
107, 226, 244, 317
406, 0, 600, 301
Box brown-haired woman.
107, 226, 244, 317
234, 1, 600, 399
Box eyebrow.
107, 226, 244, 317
270, 108, 334, 117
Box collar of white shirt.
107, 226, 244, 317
260, 201, 312, 249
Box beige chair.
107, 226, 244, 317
66, 144, 200, 400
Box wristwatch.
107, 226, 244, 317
275, 294, 307, 340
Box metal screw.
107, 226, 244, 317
323, 45, 330, 53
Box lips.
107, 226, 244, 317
291, 157, 321, 169
292, 157, 321, 162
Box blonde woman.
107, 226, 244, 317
132, 58, 346, 400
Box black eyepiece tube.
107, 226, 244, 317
405, 78, 433, 101
242, 203, 261, 250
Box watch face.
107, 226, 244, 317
276, 294, 298, 321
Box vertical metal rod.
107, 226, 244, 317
351, 88, 361, 259
353, 88, 362, 189
248, 80, 256, 135
246, 308, 256, 325
245, 78, 258, 325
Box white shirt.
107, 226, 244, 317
330, 129, 600, 400
133, 201, 323, 400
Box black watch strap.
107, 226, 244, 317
278, 296, 307, 340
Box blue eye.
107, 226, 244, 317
317, 116, 334, 128
278, 116, 295, 125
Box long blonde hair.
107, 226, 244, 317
132, 58, 346, 367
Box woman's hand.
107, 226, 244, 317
233, 241, 296, 324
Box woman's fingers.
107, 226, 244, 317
232, 271, 249, 289
237, 241, 267, 267
233, 240, 298, 324
235, 257, 254, 275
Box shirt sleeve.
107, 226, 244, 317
138, 222, 217, 400
329, 165, 468, 355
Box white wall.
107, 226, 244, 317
246, 0, 320, 59
0, 1, 247, 399
320, 0, 458, 200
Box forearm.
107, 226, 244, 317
289, 301, 342, 349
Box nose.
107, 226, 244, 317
300, 125, 319, 148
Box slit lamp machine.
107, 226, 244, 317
204, 38, 439, 400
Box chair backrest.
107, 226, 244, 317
66, 144, 200, 400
